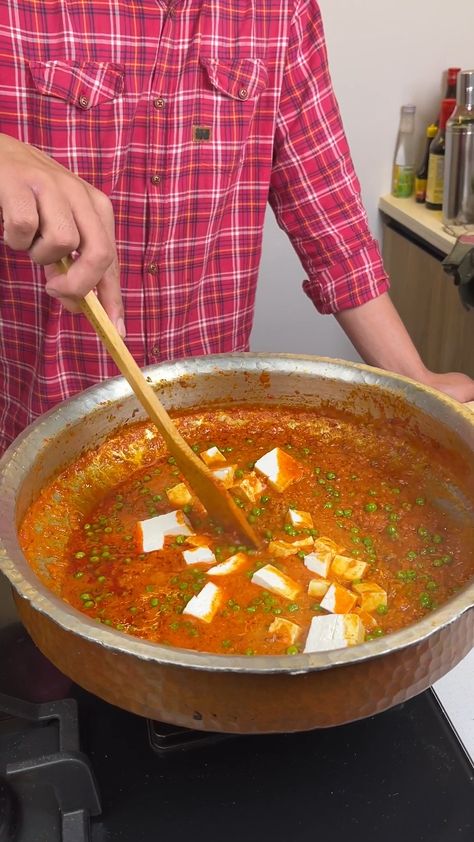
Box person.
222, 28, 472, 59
0, 0, 473, 457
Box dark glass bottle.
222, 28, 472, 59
426, 99, 456, 210
415, 124, 437, 203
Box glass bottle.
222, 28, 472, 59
391, 105, 416, 198
415, 124, 438, 203
425, 99, 456, 210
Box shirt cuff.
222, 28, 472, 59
302, 241, 391, 315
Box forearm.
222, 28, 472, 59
335, 292, 428, 381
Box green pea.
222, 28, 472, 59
432, 534, 443, 544
251, 507, 262, 517
90, 555, 100, 563
388, 513, 399, 522
284, 524, 297, 536
418, 527, 429, 538
221, 640, 232, 649
335, 509, 344, 517
406, 551, 417, 561
73, 571, 84, 579
97, 575, 106, 583
419, 592, 433, 609
297, 551, 306, 559
246, 605, 257, 613
175, 535, 187, 545
343, 508, 352, 517
287, 603, 299, 613
261, 495, 270, 504
426, 580, 438, 591
167, 456, 176, 465
286, 645, 299, 655
264, 530, 273, 540
150, 597, 159, 607
130, 606, 138, 614
245, 648, 255, 656
248, 514, 257, 524
145, 584, 155, 592
376, 604, 388, 615
326, 471, 336, 480
309, 529, 319, 537
80, 592, 91, 601
234, 468, 244, 479
191, 444, 200, 453
386, 526, 398, 537
415, 497, 426, 506
391, 487, 400, 495
364, 502, 378, 513
324, 502, 333, 509
83, 523, 91, 531
83, 600, 95, 609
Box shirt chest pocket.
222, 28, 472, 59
26, 60, 127, 192
193, 56, 268, 172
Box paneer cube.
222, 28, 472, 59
136, 510, 193, 553
211, 465, 236, 489
303, 551, 333, 578
330, 554, 368, 582
200, 446, 226, 466
251, 564, 301, 601
304, 614, 365, 653
254, 447, 305, 493
207, 552, 248, 576
166, 482, 193, 508
308, 578, 331, 599
353, 582, 388, 612
239, 471, 266, 503
185, 534, 213, 548
314, 537, 345, 556
269, 537, 314, 558
183, 582, 222, 623
268, 617, 301, 644
287, 508, 314, 529
354, 607, 379, 631
320, 583, 358, 614
182, 545, 216, 566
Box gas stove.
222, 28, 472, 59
0, 624, 473, 842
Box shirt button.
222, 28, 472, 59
238, 88, 249, 100
78, 95, 89, 108
153, 97, 165, 109
151, 174, 161, 185
148, 262, 158, 274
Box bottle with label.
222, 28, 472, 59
415, 124, 438, 203
391, 105, 416, 198
443, 69, 474, 225
425, 98, 456, 209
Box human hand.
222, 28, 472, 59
0, 132, 124, 336
422, 370, 474, 404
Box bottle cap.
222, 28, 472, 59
401, 104, 416, 113
456, 70, 474, 109
439, 98, 456, 130
427, 124, 437, 138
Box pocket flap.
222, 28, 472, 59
200, 57, 268, 101
28, 60, 124, 109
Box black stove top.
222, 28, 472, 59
1, 625, 473, 842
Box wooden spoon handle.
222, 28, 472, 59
57, 261, 261, 547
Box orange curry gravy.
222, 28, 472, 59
20, 406, 474, 656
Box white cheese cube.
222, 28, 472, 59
353, 582, 388, 612
166, 482, 193, 507
268, 537, 314, 558
303, 551, 332, 578
251, 564, 301, 601
137, 510, 193, 553
211, 465, 236, 489
314, 537, 344, 556
254, 447, 305, 493
200, 446, 226, 466
288, 508, 314, 528
304, 614, 365, 653
330, 554, 368, 582
239, 472, 265, 503
307, 578, 330, 598
268, 617, 301, 644
320, 583, 358, 614
182, 545, 216, 566
183, 582, 222, 623
207, 552, 248, 576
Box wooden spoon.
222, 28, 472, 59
56, 260, 261, 548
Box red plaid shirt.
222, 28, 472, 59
0, 0, 389, 453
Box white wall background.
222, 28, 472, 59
251, 0, 474, 356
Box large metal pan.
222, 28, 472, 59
0, 354, 473, 733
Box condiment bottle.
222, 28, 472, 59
443, 70, 474, 225
391, 105, 416, 198
425, 99, 456, 210
415, 124, 438, 203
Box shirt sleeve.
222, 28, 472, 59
269, 0, 390, 314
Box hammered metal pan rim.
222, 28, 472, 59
0, 353, 473, 675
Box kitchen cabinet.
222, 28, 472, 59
380, 205, 473, 379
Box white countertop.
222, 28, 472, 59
379, 194, 457, 255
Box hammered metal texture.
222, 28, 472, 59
16, 594, 473, 732
1, 355, 473, 733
